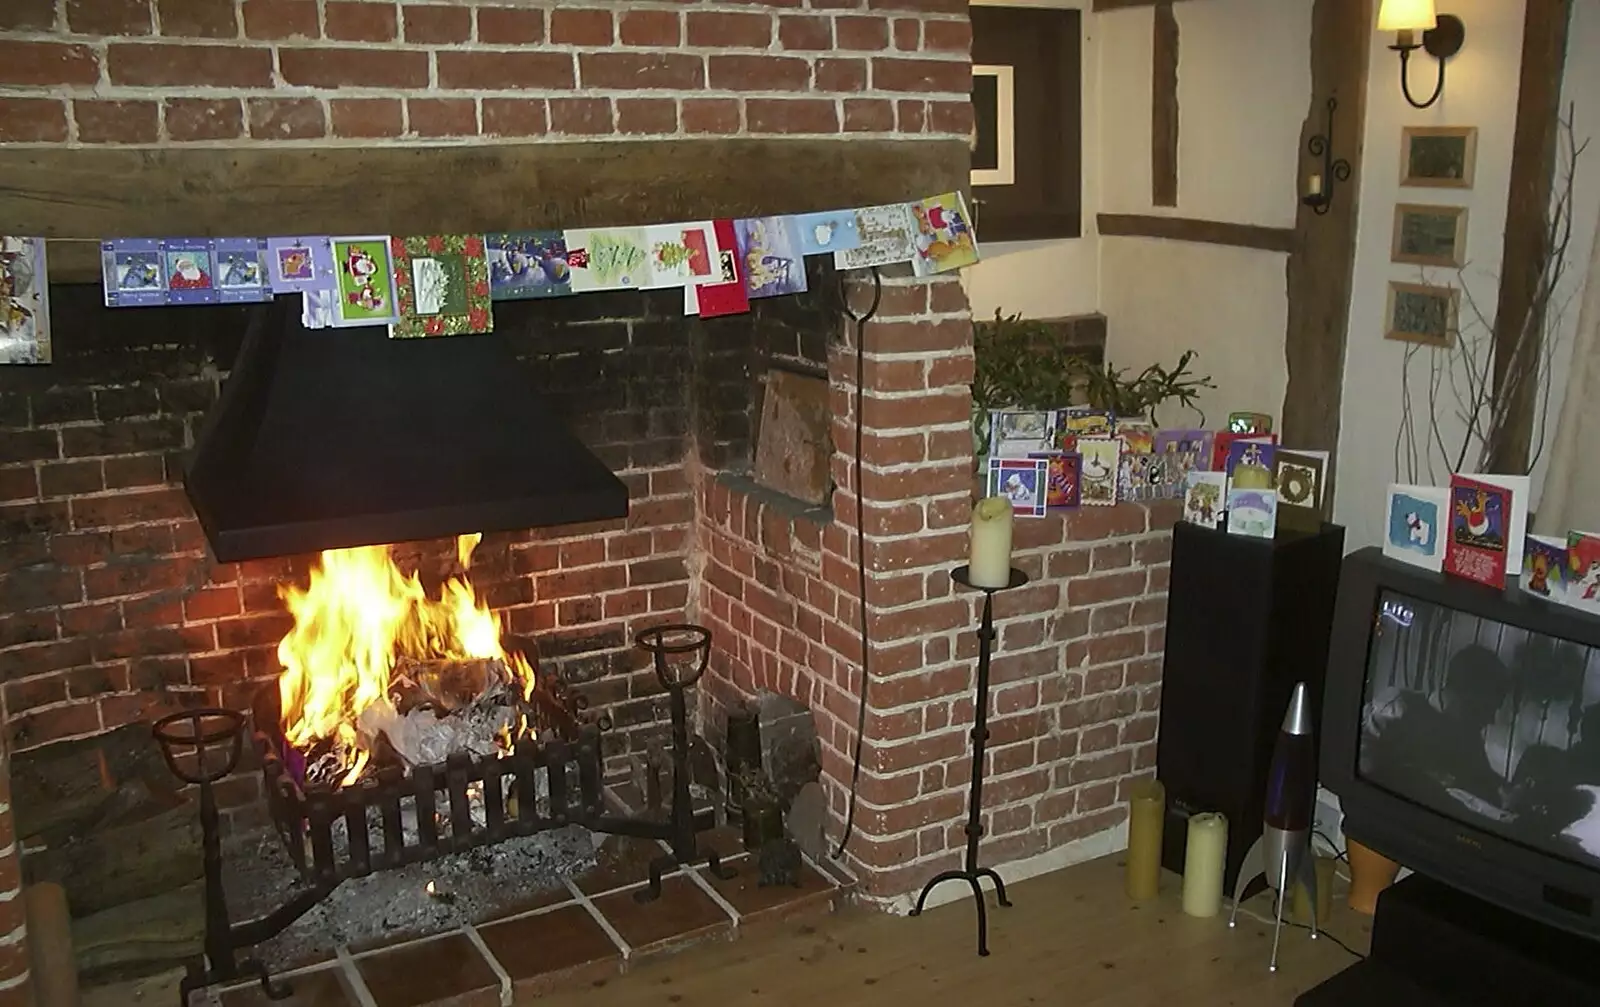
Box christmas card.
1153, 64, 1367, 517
794, 210, 862, 255
1053, 408, 1114, 451
486, 231, 572, 300
389, 235, 492, 339
1031, 451, 1081, 509
1472, 474, 1531, 573
1383, 484, 1448, 572
1153, 429, 1213, 499
1, 237, 50, 365
734, 217, 807, 299
911, 191, 979, 275
331, 236, 399, 327
1226, 486, 1278, 539
689, 220, 750, 319
1227, 411, 1273, 435
566, 228, 651, 292
987, 457, 1048, 517
990, 410, 1055, 457
1274, 449, 1328, 534
646, 222, 718, 289
1212, 430, 1277, 473
1523, 534, 1569, 601
1567, 532, 1600, 611
101, 238, 166, 307
1114, 418, 1155, 454
1183, 472, 1226, 529
834, 203, 917, 270
214, 238, 271, 304
266, 236, 335, 293
1444, 475, 1511, 589
1078, 436, 1121, 507
162, 238, 218, 305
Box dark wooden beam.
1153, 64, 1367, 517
1281, 0, 1372, 464
1092, 0, 1207, 10
0, 138, 968, 282
1152, 1, 1180, 207
1097, 213, 1295, 252
1486, 0, 1573, 474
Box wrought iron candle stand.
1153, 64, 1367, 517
909, 565, 1028, 956
153, 708, 302, 1002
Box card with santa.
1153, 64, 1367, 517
330, 236, 398, 327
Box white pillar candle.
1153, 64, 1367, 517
1182, 812, 1229, 918
1307, 173, 1323, 197
968, 496, 1014, 588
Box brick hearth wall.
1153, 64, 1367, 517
698, 270, 1177, 899
0, 0, 970, 145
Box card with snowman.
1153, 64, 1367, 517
987, 457, 1048, 517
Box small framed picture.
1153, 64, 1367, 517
987, 457, 1049, 517
1392, 204, 1468, 267
971, 64, 1017, 187
1401, 126, 1477, 189
1385, 281, 1458, 347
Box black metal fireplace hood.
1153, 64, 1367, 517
184, 296, 628, 563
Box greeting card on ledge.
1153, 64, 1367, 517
1444, 475, 1510, 588
566, 228, 650, 292
266, 237, 334, 293
1568, 532, 1600, 611
734, 217, 807, 299
795, 210, 861, 256
486, 231, 572, 300
1523, 535, 1568, 601
1212, 431, 1277, 473
1472, 474, 1531, 572
390, 235, 492, 339
1383, 484, 1448, 572
690, 221, 750, 319
991, 410, 1055, 458
1226, 487, 1278, 539
1114, 419, 1155, 454
302, 290, 335, 330
646, 222, 718, 289
1184, 472, 1226, 529
1118, 451, 1162, 502
214, 238, 271, 304
987, 457, 1048, 517
834, 203, 917, 270
162, 238, 218, 305
1078, 436, 1121, 506
1054, 408, 1114, 451
911, 191, 979, 274
1031, 452, 1080, 509
1154, 429, 1213, 498
1227, 411, 1273, 435
1225, 439, 1276, 482
101, 239, 167, 307
1274, 450, 1327, 534
331, 236, 399, 327
1, 237, 50, 365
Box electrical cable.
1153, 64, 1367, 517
1313, 828, 1350, 864
832, 266, 883, 860
1231, 900, 1368, 961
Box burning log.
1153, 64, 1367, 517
390, 657, 508, 715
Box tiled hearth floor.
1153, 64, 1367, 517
209, 826, 849, 1007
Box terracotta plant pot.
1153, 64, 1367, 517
1346, 838, 1400, 915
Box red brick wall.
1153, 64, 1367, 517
698, 269, 1176, 899
0, 0, 972, 145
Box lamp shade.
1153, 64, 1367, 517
1378, 0, 1438, 32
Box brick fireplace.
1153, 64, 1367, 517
0, 0, 1176, 1001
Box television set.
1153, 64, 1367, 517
1322, 547, 1600, 939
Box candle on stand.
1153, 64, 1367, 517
1307, 173, 1324, 198
1181, 812, 1229, 918
1125, 778, 1165, 900
967, 496, 1014, 588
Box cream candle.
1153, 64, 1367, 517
1181, 812, 1229, 918
967, 497, 1014, 588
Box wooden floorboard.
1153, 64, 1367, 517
523, 854, 1372, 1005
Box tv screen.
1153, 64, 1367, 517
1360, 590, 1600, 870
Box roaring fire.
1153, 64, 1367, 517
275, 533, 535, 787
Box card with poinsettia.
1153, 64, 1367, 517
389, 235, 493, 339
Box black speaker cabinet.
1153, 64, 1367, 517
1156, 520, 1346, 892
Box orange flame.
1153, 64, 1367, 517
275, 534, 533, 787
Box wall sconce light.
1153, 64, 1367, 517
1378, 0, 1466, 110
1302, 97, 1351, 216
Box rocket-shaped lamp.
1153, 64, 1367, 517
1228, 681, 1321, 972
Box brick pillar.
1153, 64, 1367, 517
0, 739, 30, 1007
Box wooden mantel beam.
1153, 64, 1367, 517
1092, 0, 1208, 11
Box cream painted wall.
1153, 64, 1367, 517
1331, 0, 1600, 550
1097, 0, 1311, 420
964, 0, 1101, 320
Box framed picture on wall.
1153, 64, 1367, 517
969, 6, 1082, 241
1400, 126, 1478, 189
971, 65, 1016, 187
1385, 281, 1459, 347
1391, 204, 1469, 267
